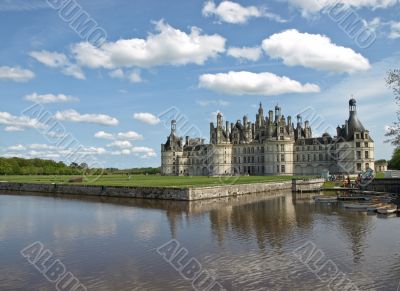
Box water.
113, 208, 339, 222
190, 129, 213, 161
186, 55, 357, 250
0, 191, 399, 291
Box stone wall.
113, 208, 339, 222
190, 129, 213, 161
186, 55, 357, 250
0, 181, 293, 201
0, 183, 189, 200
292, 178, 325, 192
188, 181, 292, 200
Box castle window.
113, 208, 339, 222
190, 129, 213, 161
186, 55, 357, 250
296, 155, 299, 162
281, 144, 285, 151
303, 155, 306, 161
319, 153, 323, 160
357, 151, 361, 159
365, 151, 369, 159
281, 154, 285, 162
308, 154, 311, 161
276, 144, 279, 151
277, 155, 280, 162
280, 136, 284, 140
364, 142, 368, 147
357, 163, 361, 171
280, 127, 284, 134
356, 142, 360, 148
281, 165, 285, 173
365, 133, 368, 139
356, 133, 360, 139
252, 157, 254, 163
277, 165, 280, 173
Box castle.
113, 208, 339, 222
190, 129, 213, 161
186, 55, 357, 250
161, 99, 374, 176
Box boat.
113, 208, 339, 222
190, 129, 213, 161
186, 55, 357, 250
366, 203, 386, 212
337, 196, 371, 201
314, 196, 337, 203
344, 203, 369, 210
376, 204, 398, 214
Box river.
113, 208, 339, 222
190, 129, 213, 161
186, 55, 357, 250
0, 192, 399, 290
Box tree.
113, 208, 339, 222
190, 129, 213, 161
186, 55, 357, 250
385, 69, 400, 146
388, 148, 400, 170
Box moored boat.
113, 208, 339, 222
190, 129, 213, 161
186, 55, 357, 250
376, 204, 398, 214
366, 203, 385, 212
314, 196, 337, 203
344, 203, 369, 210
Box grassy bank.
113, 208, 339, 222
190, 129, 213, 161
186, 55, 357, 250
0, 175, 302, 188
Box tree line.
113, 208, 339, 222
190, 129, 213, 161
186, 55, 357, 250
0, 157, 160, 175
385, 69, 400, 169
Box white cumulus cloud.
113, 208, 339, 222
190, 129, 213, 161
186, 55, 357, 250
71, 20, 226, 69
0, 112, 47, 131
389, 21, 400, 39
285, 0, 398, 16
0, 66, 34, 82
202, 0, 286, 24
94, 131, 114, 140
94, 130, 143, 141
227, 46, 262, 61
133, 112, 160, 125
54, 109, 119, 126
24, 93, 79, 104
199, 71, 320, 96
262, 29, 371, 73
30, 50, 85, 79
107, 140, 133, 149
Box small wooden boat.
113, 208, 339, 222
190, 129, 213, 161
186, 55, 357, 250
376, 204, 398, 214
314, 196, 337, 203
366, 203, 385, 212
344, 203, 369, 210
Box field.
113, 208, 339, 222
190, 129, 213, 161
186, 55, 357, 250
0, 175, 300, 188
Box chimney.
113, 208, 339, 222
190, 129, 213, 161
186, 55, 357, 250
287, 116, 292, 127
268, 110, 273, 123
185, 136, 189, 145
336, 126, 341, 137
226, 121, 230, 135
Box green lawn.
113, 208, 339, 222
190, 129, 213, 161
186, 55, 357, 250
0, 174, 302, 188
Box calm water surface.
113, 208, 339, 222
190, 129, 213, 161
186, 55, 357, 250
0, 191, 399, 291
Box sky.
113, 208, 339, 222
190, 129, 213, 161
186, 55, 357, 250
0, 0, 399, 168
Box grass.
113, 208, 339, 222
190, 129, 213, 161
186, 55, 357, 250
0, 174, 304, 188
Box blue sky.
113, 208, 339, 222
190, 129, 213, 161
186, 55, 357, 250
0, 0, 399, 168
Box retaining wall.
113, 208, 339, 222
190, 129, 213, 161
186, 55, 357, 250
0, 181, 292, 201
292, 178, 325, 192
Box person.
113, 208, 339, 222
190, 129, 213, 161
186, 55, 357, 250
355, 174, 361, 188
346, 175, 351, 188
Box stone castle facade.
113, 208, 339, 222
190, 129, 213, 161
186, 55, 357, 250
161, 99, 374, 176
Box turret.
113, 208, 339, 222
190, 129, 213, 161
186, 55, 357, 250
268, 110, 273, 124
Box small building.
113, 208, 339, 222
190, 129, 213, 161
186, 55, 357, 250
375, 160, 388, 172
